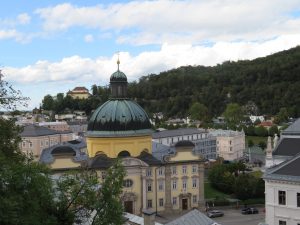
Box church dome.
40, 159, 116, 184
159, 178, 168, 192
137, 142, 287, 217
110, 70, 127, 82
87, 99, 152, 136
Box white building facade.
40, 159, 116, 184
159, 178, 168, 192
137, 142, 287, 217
264, 118, 300, 225
210, 130, 245, 161
264, 155, 300, 225
152, 128, 217, 159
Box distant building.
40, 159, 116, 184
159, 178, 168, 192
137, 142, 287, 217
67, 120, 88, 136
152, 128, 217, 160
20, 124, 74, 159
210, 129, 245, 161
67, 86, 91, 99
264, 118, 300, 225
249, 115, 265, 123
212, 117, 225, 125
39, 121, 70, 131
258, 121, 273, 129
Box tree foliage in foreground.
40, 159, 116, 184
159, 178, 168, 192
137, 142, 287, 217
1, 78, 126, 225
91, 159, 126, 225
0, 70, 29, 110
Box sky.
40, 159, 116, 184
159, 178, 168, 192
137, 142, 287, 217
1, 0, 300, 110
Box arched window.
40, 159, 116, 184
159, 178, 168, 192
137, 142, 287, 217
118, 150, 131, 157
123, 179, 133, 188
95, 151, 106, 156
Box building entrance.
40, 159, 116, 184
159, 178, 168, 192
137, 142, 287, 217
182, 198, 188, 210
124, 201, 133, 214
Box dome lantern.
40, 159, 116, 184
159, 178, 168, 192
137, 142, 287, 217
110, 57, 128, 99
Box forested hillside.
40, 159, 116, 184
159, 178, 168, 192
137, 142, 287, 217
42, 46, 300, 118
128, 46, 300, 118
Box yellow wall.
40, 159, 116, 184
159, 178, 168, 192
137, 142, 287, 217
86, 135, 152, 158
50, 157, 81, 169
169, 151, 200, 162
68, 93, 90, 99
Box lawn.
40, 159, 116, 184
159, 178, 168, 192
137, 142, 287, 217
204, 182, 230, 199
246, 136, 267, 147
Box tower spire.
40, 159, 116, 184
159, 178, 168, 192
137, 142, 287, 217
117, 52, 120, 71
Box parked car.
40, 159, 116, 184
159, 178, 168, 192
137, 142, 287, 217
207, 210, 224, 218
241, 207, 259, 214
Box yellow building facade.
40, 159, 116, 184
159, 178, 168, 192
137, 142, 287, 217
86, 135, 152, 158
41, 63, 205, 216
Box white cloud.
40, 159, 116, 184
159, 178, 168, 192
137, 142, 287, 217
4, 34, 300, 85
35, 1, 300, 45
4, 33, 300, 109
17, 13, 31, 25
84, 34, 94, 43
0, 29, 20, 39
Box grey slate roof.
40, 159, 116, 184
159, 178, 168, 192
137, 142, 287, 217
89, 151, 162, 169
264, 153, 300, 183
273, 156, 300, 176
152, 128, 206, 139
89, 154, 114, 169
39, 139, 88, 164
152, 141, 175, 161
136, 151, 162, 165
21, 124, 58, 137
272, 138, 300, 156
165, 209, 218, 225
282, 118, 300, 136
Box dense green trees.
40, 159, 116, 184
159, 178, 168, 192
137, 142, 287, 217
40, 46, 300, 119
126, 46, 300, 118
208, 162, 264, 201
189, 102, 209, 122
223, 103, 243, 125
41, 86, 110, 115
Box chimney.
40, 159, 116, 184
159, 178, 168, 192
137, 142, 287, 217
142, 209, 156, 225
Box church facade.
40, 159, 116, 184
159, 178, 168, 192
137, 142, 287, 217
40, 61, 205, 215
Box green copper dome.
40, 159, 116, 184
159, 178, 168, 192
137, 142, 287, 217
87, 100, 152, 137
110, 70, 127, 82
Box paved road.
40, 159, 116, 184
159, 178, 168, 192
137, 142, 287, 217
155, 207, 265, 225
213, 208, 265, 225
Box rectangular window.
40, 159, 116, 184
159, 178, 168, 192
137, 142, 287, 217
172, 166, 177, 175
172, 197, 177, 205
192, 178, 197, 188
182, 180, 187, 191
278, 191, 286, 205
193, 195, 197, 204
147, 200, 152, 208
22, 141, 26, 147
146, 169, 152, 177
279, 221, 286, 225
297, 193, 300, 207
159, 198, 164, 207
45, 140, 49, 146
158, 180, 164, 191
40, 140, 43, 147
29, 142, 33, 147
182, 165, 187, 174
147, 182, 152, 192
172, 180, 177, 190
192, 165, 197, 173
101, 171, 106, 180
158, 167, 164, 176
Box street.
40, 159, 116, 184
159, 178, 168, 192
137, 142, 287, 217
213, 207, 265, 225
